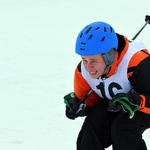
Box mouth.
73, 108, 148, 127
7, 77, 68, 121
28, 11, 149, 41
89, 71, 97, 75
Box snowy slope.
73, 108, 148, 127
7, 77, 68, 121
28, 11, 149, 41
0, 0, 150, 149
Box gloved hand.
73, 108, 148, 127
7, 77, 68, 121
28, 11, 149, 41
64, 92, 91, 120
108, 89, 141, 118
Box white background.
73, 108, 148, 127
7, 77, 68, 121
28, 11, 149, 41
0, 0, 150, 149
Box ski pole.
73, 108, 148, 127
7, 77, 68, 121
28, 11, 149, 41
64, 89, 93, 110
132, 15, 150, 40
76, 89, 93, 114
81, 89, 93, 103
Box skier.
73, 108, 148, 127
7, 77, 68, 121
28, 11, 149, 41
64, 21, 150, 150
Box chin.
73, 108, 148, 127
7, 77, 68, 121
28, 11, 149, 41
90, 74, 99, 79
90, 72, 102, 79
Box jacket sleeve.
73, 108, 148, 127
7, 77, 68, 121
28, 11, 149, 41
74, 62, 100, 107
128, 49, 150, 114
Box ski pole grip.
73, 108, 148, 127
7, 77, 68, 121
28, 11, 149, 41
64, 92, 76, 109
145, 15, 150, 24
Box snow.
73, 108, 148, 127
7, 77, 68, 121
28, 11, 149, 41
0, 0, 150, 149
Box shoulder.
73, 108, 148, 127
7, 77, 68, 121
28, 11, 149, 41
126, 41, 149, 68
127, 48, 150, 93
128, 49, 150, 68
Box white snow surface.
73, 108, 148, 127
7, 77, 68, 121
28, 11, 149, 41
0, 0, 150, 149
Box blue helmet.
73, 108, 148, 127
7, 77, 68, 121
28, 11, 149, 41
75, 21, 118, 65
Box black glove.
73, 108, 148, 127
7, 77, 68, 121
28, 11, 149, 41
108, 89, 140, 118
64, 92, 91, 120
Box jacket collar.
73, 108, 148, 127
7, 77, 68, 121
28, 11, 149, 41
105, 34, 129, 78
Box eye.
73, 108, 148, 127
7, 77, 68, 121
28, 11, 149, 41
91, 60, 98, 64
82, 59, 87, 63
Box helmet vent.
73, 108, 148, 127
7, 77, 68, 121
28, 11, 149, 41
86, 27, 92, 34
80, 42, 86, 50
88, 35, 93, 40
95, 27, 100, 30
104, 27, 106, 32
80, 33, 83, 38
110, 27, 113, 32
101, 37, 105, 41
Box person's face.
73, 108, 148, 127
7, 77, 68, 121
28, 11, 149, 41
82, 54, 106, 79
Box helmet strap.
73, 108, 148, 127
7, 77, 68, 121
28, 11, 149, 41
101, 65, 111, 78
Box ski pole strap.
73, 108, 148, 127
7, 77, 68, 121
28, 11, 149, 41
64, 92, 76, 110
113, 96, 139, 119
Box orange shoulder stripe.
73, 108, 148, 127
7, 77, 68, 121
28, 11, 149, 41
128, 49, 149, 68
127, 49, 149, 78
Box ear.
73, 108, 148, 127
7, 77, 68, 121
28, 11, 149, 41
102, 49, 116, 65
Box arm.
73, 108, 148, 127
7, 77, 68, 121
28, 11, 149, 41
64, 62, 99, 120
127, 49, 150, 114
108, 49, 150, 118
74, 62, 99, 107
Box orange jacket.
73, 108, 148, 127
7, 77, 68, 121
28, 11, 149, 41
74, 34, 150, 114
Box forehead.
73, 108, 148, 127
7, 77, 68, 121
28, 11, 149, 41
81, 54, 102, 59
